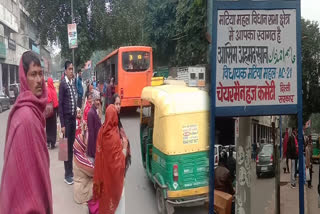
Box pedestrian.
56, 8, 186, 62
253, 142, 257, 161
214, 150, 235, 214
287, 128, 298, 188
294, 131, 299, 178
306, 136, 313, 188
93, 104, 129, 214
102, 80, 108, 114
76, 107, 82, 137
106, 77, 115, 110
83, 93, 93, 125
283, 128, 290, 173
77, 70, 84, 109
59, 60, 77, 185
87, 89, 102, 163
92, 76, 97, 89
0, 51, 53, 213
112, 93, 131, 175
73, 131, 94, 204
85, 80, 90, 99
46, 77, 59, 149
227, 147, 236, 183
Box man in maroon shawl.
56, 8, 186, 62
0, 51, 53, 213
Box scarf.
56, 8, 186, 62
93, 104, 125, 214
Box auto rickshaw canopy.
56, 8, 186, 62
141, 85, 209, 117
141, 85, 210, 155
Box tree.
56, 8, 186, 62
301, 18, 320, 123
174, 0, 208, 66
25, 0, 95, 69
144, 0, 178, 66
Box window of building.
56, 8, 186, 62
10, 65, 15, 84
190, 73, 196, 79
199, 73, 204, 80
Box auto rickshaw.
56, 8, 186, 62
311, 135, 320, 163
140, 84, 210, 214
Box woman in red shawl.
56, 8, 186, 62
93, 104, 128, 214
0, 51, 53, 213
46, 77, 59, 149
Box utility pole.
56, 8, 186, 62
273, 121, 280, 214
71, 0, 75, 72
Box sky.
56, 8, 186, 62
301, 0, 320, 22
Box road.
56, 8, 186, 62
251, 164, 275, 213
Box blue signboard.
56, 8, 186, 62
210, 0, 303, 214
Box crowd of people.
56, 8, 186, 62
0, 51, 131, 214
283, 128, 314, 189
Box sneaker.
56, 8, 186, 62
64, 177, 74, 185
291, 184, 296, 188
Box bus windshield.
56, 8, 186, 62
122, 51, 150, 72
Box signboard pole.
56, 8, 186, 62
297, 1, 304, 213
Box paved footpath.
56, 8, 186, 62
280, 159, 309, 214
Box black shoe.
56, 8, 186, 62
47, 144, 50, 149
64, 177, 74, 185
51, 145, 56, 150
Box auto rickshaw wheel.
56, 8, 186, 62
156, 187, 168, 214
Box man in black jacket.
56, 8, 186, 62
287, 128, 298, 188
59, 61, 77, 185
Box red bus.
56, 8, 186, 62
95, 46, 153, 108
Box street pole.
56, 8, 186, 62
273, 122, 280, 214
280, 116, 282, 159
71, 0, 75, 72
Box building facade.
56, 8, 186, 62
0, 0, 52, 97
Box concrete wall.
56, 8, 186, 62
236, 117, 252, 214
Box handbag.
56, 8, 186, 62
58, 136, 68, 161
45, 102, 54, 119
306, 168, 310, 181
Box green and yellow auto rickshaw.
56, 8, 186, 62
311, 135, 320, 163
140, 84, 210, 214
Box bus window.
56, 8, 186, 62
122, 51, 150, 72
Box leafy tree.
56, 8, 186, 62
174, 0, 208, 66
25, 0, 95, 69
144, 0, 178, 66
301, 18, 320, 123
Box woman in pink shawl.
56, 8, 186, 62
0, 51, 53, 213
